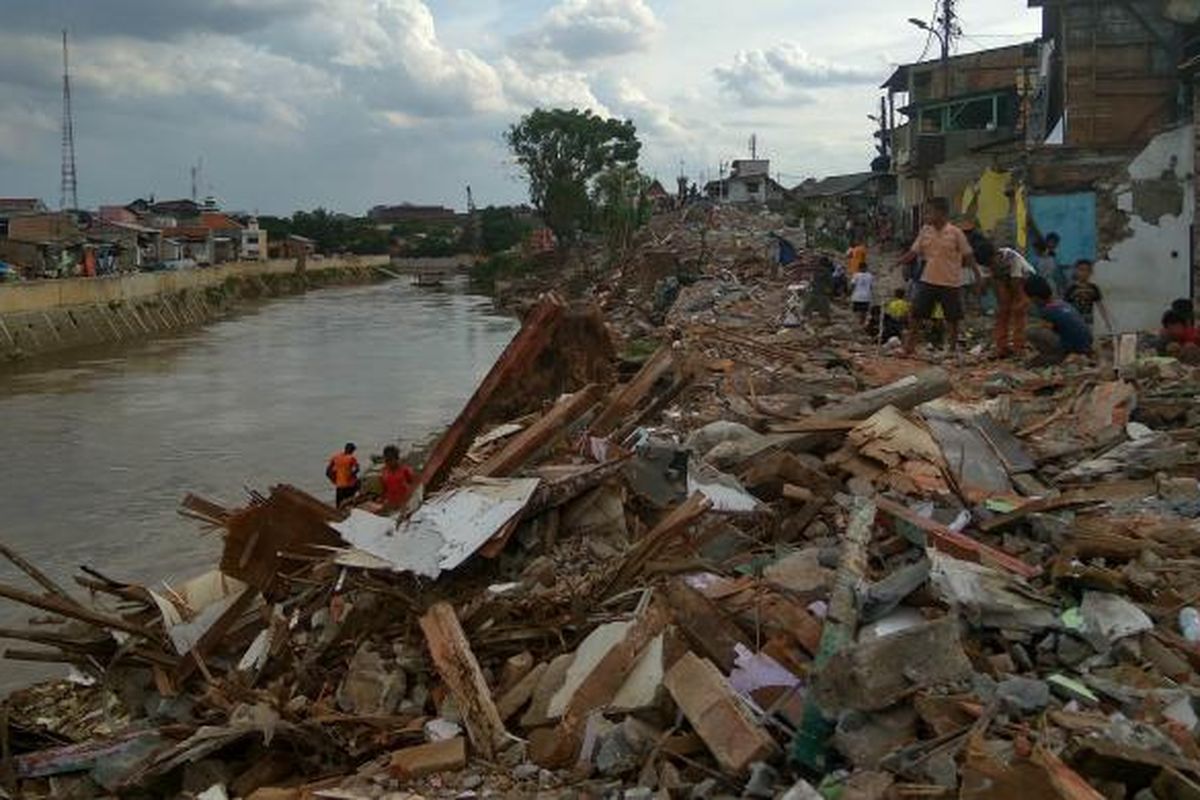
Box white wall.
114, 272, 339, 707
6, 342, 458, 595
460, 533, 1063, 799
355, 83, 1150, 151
1099, 124, 1194, 333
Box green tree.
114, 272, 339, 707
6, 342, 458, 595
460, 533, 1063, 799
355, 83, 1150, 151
506, 108, 641, 241
478, 206, 533, 254
593, 166, 652, 258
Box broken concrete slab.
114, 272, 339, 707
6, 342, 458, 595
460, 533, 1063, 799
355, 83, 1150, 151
812, 616, 974, 713
833, 705, 920, 769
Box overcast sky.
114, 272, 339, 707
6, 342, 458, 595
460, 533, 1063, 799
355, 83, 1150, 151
0, 0, 1041, 215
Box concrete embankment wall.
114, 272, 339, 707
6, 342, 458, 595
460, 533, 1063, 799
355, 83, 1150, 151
0, 255, 390, 361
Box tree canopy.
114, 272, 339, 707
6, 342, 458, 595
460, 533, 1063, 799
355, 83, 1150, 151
506, 108, 641, 240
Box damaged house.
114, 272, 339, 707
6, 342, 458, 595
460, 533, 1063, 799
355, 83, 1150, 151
881, 0, 1200, 330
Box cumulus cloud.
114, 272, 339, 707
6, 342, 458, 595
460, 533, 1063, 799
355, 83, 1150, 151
522, 0, 660, 62
296, 0, 506, 119
496, 58, 609, 115
715, 43, 878, 106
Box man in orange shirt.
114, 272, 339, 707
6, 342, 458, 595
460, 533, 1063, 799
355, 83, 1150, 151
846, 240, 868, 276
326, 442, 361, 508
897, 197, 980, 356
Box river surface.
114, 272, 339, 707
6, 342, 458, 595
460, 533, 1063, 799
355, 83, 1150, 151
0, 279, 517, 690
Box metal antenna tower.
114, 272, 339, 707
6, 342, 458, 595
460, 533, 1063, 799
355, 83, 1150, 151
60, 29, 79, 212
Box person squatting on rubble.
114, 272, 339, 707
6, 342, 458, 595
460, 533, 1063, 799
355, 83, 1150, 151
379, 444, 416, 512
1157, 301, 1200, 363
882, 288, 910, 342
1064, 259, 1113, 333
1023, 275, 1093, 367
850, 263, 875, 325
896, 197, 981, 357
326, 442, 361, 508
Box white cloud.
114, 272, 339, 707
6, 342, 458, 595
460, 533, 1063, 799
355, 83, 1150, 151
715, 43, 879, 106
496, 57, 609, 115
301, 0, 507, 118
522, 0, 660, 62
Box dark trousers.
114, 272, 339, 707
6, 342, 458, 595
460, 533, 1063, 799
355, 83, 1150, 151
335, 483, 360, 507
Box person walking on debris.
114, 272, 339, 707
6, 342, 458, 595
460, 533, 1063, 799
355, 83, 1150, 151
1023, 275, 1093, 367
1035, 233, 1063, 296
897, 197, 981, 357
988, 246, 1036, 359
326, 442, 361, 508
379, 444, 416, 512
850, 264, 875, 325
846, 238, 868, 276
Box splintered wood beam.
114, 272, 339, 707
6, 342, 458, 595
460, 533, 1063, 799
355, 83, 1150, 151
477, 384, 603, 478
0, 542, 83, 611
420, 294, 567, 493
531, 602, 669, 769
419, 602, 509, 760
0, 581, 154, 638
874, 496, 1040, 578
588, 345, 676, 438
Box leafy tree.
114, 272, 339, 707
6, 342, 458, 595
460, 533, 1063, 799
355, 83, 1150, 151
593, 165, 651, 257
506, 108, 641, 241
478, 206, 533, 254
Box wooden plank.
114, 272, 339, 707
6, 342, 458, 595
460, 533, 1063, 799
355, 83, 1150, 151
420, 294, 566, 492
0, 542, 82, 610
530, 603, 669, 768
419, 602, 508, 760
874, 497, 1040, 579
388, 738, 467, 778
599, 492, 712, 599
477, 384, 602, 477
663, 579, 751, 673
0, 581, 154, 638
173, 587, 258, 685
495, 662, 547, 721
770, 368, 952, 454
589, 345, 676, 438
977, 495, 1101, 534
663, 651, 778, 775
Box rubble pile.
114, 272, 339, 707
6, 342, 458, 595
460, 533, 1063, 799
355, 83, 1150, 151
4, 213, 1200, 800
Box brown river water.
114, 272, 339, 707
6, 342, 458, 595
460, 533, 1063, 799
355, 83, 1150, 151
0, 278, 517, 690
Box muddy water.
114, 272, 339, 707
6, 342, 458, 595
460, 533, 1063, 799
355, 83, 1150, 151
0, 279, 516, 690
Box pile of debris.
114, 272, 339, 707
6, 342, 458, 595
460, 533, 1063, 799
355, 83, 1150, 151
5, 218, 1200, 800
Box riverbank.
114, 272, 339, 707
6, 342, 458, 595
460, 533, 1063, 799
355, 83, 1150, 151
0, 255, 390, 361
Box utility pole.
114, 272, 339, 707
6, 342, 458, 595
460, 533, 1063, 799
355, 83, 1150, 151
60, 29, 78, 212
938, 0, 958, 62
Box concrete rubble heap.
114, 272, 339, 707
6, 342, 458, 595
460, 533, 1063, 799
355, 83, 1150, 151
4, 207, 1200, 800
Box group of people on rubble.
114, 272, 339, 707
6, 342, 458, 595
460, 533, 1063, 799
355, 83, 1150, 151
325, 441, 417, 511
824, 196, 1200, 366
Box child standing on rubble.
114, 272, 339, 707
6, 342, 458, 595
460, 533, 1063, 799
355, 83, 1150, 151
850, 264, 875, 325
379, 445, 416, 512
1023, 275, 1093, 367
1064, 259, 1113, 333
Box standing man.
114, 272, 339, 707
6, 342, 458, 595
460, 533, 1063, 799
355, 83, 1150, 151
326, 443, 361, 508
897, 197, 980, 357
846, 238, 868, 277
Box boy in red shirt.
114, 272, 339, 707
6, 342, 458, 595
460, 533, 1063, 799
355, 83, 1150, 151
379, 445, 416, 512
